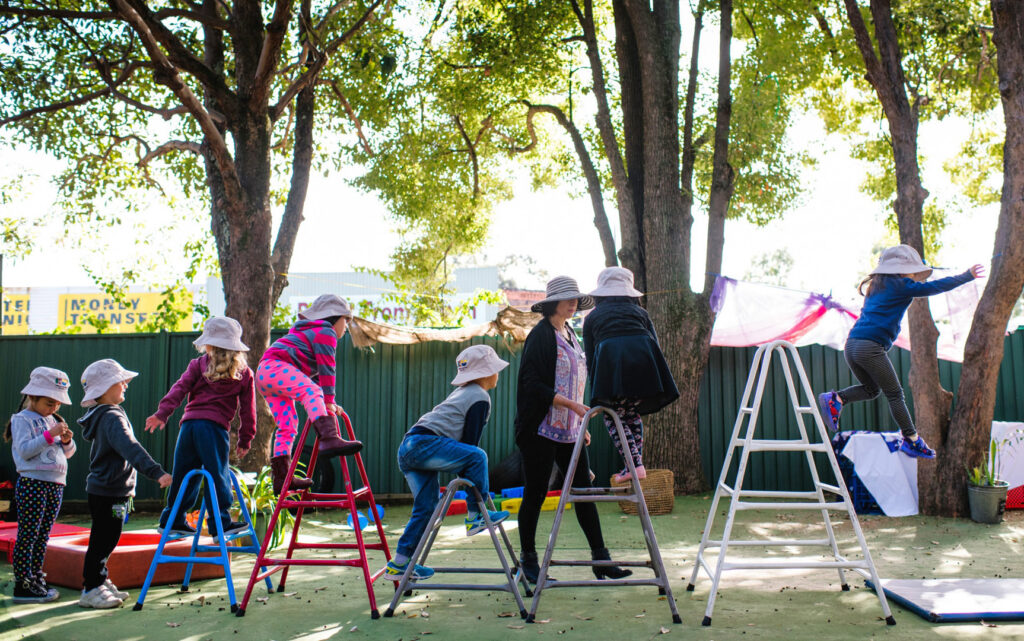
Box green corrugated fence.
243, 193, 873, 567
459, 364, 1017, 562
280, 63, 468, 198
1, 329, 1022, 504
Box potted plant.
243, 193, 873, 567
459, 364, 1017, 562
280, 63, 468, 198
231, 465, 295, 549
966, 429, 1024, 524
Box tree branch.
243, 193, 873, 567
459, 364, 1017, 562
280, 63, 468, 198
138, 140, 203, 166
252, 0, 293, 108
522, 101, 618, 267
320, 80, 374, 155
453, 114, 480, 197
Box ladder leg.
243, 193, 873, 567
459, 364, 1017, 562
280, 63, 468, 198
133, 469, 201, 611
476, 487, 528, 617
229, 469, 274, 592
182, 493, 205, 590
385, 481, 453, 617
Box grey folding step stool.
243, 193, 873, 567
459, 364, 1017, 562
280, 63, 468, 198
526, 406, 681, 625
686, 339, 895, 626
383, 477, 531, 618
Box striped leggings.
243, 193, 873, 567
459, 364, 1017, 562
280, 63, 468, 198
257, 359, 329, 458
13, 477, 63, 584
839, 337, 916, 437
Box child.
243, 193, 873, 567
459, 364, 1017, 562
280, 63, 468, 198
583, 267, 679, 483
145, 316, 256, 536
6, 367, 76, 603
78, 359, 172, 609
259, 294, 362, 495
385, 344, 511, 581
818, 245, 984, 458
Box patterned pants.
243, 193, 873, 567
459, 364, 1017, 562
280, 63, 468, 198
603, 398, 644, 469
257, 359, 329, 458
13, 477, 63, 584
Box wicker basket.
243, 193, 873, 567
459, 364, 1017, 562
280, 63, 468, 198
609, 468, 675, 515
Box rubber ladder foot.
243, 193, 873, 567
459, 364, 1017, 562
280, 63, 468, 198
235, 608, 246, 617
672, 614, 682, 624
230, 604, 239, 613
132, 602, 143, 611
371, 609, 380, 620
277, 584, 286, 592
686, 583, 695, 592
524, 589, 533, 597
841, 584, 850, 592
658, 587, 666, 595
526, 614, 535, 623
179, 586, 189, 593
701, 616, 712, 627
885, 616, 896, 626
519, 609, 527, 619
403, 589, 413, 597
384, 609, 394, 618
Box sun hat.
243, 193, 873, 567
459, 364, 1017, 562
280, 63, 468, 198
870, 245, 933, 279
194, 316, 249, 352
21, 367, 72, 405
589, 266, 644, 298
530, 276, 594, 313
81, 359, 138, 407
299, 294, 353, 321
451, 344, 510, 386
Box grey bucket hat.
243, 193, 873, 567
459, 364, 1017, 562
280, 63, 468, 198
870, 245, 933, 279
451, 344, 510, 386
590, 266, 644, 298
194, 316, 249, 352
530, 276, 594, 313
81, 358, 138, 407
299, 294, 353, 321
21, 367, 73, 405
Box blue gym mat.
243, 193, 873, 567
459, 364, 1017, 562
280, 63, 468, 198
866, 578, 1024, 623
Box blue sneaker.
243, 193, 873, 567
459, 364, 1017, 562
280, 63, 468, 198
385, 560, 434, 581
465, 510, 510, 536
900, 436, 936, 459
817, 391, 843, 433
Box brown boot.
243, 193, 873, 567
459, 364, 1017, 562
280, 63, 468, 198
270, 454, 313, 496
311, 415, 363, 458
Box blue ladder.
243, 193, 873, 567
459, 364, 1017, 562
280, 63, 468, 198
132, 467, 273, 612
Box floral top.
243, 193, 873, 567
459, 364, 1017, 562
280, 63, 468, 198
537, 328, 587, 443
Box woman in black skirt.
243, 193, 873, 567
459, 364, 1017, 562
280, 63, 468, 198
584, 267, 679, 484
514, 276, 630, 584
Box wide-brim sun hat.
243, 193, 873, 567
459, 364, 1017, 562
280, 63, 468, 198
81, 358, 138, 407
530, 276, 594, 313
21, 366, 73, 405
870, 244, 933, 279
194, 316, 249, 352
590, 266, 644, 297
299, 294, 353, 321
451, 344, 510, 386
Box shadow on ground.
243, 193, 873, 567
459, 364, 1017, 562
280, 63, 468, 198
2, 497, 1023, 640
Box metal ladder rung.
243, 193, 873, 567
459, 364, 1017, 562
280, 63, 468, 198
538, 578, 667, 589
567, 494, 640, 503
815, 482, 843, 494
734, 439, 828, 452
734, 500, 848, 511
704, 538, 832, 547
721, 560, 871, 571
550, 559, 652, 568
569, 486, 631, 495
729, 489, 826, 500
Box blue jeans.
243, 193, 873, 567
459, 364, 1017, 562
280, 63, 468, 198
395, 434, 489, 558
159, 419, 232, 530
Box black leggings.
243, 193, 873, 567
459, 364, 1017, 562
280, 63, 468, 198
516, 431, 605, 556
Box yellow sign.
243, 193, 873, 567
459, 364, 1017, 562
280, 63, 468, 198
58, 293, 193, 333
2, 294, 31, 334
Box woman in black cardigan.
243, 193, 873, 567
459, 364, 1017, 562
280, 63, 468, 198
514, 276, 630, 584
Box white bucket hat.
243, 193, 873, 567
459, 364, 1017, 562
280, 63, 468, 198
590, 266, 644, 298
530, 276, 594, 313
81, 359, 138, 407
870, 245, 933, 279
194, 316, 249, 352
21, 367, 73, 405
451, 344, 509, 386
299, 294, 353, 321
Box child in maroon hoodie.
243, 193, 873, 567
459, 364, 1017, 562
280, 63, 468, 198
145, 316, 256, 535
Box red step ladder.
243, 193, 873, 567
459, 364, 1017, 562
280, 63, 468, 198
236, 413, 393, 618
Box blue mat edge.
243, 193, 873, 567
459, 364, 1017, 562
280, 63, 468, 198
865, 579, 1024, 623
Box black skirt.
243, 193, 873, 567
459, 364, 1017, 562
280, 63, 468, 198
588, 334, 679, 415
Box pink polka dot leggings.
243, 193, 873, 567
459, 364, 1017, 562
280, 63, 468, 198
257, 359, 329, 458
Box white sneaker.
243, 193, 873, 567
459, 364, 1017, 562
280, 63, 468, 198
79, 584, 122, 609
104, 579, 129, 600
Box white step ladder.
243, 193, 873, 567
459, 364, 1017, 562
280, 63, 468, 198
686, 340, 895, 627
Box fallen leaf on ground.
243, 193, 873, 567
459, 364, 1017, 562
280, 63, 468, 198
256, 597, 268, 603
349, 625, 359, 632
574, 615, 592, 621
508, 624, 525, 629
283, 592, 297, 597
166, 622, 181, 628
313, 585, 329, 592
930, 541, 941, 545
498, 612, 517, 617
659, 627, 670, 634
635, 613, 646, 618
536, 618, 551, 623
980, 620, 998, 628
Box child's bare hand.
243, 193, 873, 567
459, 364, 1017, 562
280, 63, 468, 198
327, 403, 344, 417
969, 264, 985, 279
235, 445, 250, 458
584, 429, 592, 446
48, 421, 67, 438
144, 415, 165, 433
158, 473, 173, 488
61, 428, 74, 444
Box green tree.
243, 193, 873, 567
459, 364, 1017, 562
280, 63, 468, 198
0, 0, 392, 469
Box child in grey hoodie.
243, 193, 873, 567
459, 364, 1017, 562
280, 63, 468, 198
5, 367, 76, 604
78, 359, 171, 609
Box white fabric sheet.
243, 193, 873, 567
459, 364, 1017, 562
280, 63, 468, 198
839, 431, 918, 517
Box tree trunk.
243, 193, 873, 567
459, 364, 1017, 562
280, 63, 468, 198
940, 0, 1024, 516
